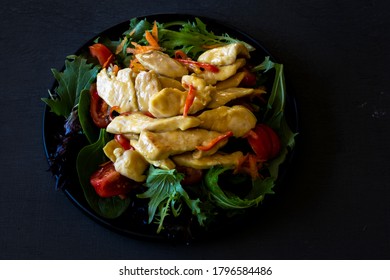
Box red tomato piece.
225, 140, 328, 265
240, 69, 257, 87
247, 124, 281, 161
176, 166, 203, 185
260, 124, 281, 159
90, 162, 135, 198
89, 43, 114, 67
89, 86, 110, 128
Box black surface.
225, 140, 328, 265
1, 0, 389, 259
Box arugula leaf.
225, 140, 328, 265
42, 55, 99, 118
252, 56, 275, 73
76, 129, 130, 218
137, 166, 206, 233
124, 18, 152, 42
252, 58, 297, 179
204, 166, 274, 209
121, 17, 254, 59
160, 18, 255, 58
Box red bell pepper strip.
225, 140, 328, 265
114, 134, 134, 151
174, 50, 189, 60
183, 84, 196, 117
175, 58, 219, 73
196, 131, 233, 151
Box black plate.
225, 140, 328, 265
43, 14, 299, 243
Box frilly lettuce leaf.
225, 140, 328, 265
204, 166, 274, 209
42, 55, 99, 118
137, 166, 206, 233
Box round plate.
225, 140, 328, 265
43, 14, 299, 242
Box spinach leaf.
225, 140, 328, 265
76, 129, 130, 218
42, 55, 99, 118
78, 89, 99, 144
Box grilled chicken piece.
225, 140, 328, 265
215, 72, 246, 90
197, 43, 250, 66
192, 139, 229, 159
135, 129, 224, 161
172, 151, 244, 169
198, 105, 257, 137
130, 140, 176, 170
136, 51, 188, 78
106, 112, 201, 134
207, 87, 255, 108
148, 75, 215, 118
181, 74, 214, 107
148, 87, 209, 118
112, 148, 149, 182
96, 68, 138, 113
148, 88, 186, 117
158, 76, 185, 90
134, 70, 161, 112
103, 140, 122, 162
198, 58, 246, 85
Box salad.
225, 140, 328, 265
42, 16, 296, 240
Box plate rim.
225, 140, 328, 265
42, 13, 299, 242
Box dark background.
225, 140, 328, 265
1, 0, 389, 259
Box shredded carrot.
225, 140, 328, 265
248, 154, 260, 179
129, 58, 145, 73
234, 153, 263, 179
145, 30, 160, 48
196, 131, 233, 151
126, 23, 163, 73
126, 42, 160, 55
115, 37, 128, 54
152, 21, 158, 42
235, 154, 249, 172
102, 54, 114, 68
112, 64, 119, 76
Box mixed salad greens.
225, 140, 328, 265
43, 17, 296, 238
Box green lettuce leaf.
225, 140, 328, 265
204, 166, 274, 209
76, 129, 130, 218
137, 166, 206, 233
78, 89, 99, 144
253, 57, 297, 179
42, 55, 99, 118
124, 17, 254, 59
